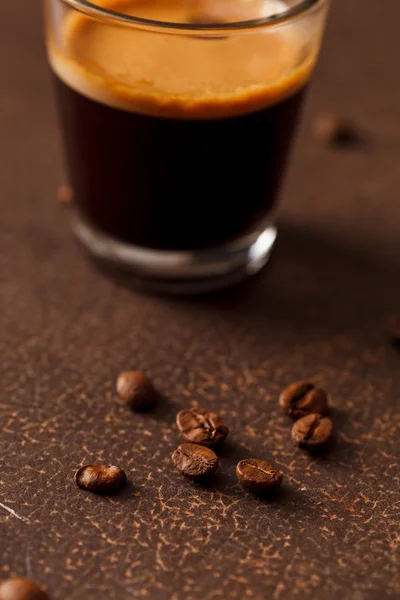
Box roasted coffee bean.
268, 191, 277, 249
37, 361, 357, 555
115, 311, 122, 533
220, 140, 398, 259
56, 184, 73, 206
0, 577, 49, 600
386, 315, 400, 343
236, 459, 283, 494
291, 413, 333, 448
279, 381, 328, 420
312, 113, 362, 147
176, 408, 229, 446
116, 370, 157, 411
172, 443, 219, 479
75, 464, 127, 493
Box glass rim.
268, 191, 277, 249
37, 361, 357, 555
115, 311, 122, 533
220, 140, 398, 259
61, 0, 326, 33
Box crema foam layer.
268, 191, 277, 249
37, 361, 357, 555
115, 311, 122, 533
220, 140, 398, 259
48, 0, 317, 118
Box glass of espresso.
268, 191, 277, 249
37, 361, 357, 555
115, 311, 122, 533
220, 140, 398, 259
44, 0, 329, 292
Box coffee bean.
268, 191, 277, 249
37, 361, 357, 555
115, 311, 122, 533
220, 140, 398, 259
172, 443, 219, 479
56, 184, 73, 206
75, 464, 127, 493
116, 371, 157, 411
386, 315, 400, 343
176, 408, 229, 447
312, 113, 363, 148
291, 413, 333, 448
279, 381, 328, 420
0, 578, 49, 600
236, 459, 283, 494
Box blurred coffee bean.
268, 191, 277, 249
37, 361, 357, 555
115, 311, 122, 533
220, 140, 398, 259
291, 414, 333, 449
116, 371, 157, 411
0, 577, 49, 600
386, 314, 400, 344
312, 113, 363, 147
279, 381, 328, 420
75, 464, 127, 493
56, 184, 73, 206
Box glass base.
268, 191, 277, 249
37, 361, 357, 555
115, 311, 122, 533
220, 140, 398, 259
72, 212, 277, 294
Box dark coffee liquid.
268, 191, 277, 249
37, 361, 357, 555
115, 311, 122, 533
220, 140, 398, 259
54, 75, 306, 250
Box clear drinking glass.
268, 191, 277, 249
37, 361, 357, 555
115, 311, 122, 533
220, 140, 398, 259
43, 0, 329, 293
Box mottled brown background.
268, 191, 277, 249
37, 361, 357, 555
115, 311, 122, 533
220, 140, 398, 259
0, 1, 399, 599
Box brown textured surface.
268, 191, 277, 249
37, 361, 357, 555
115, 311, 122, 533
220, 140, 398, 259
1, 2, 400, 599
